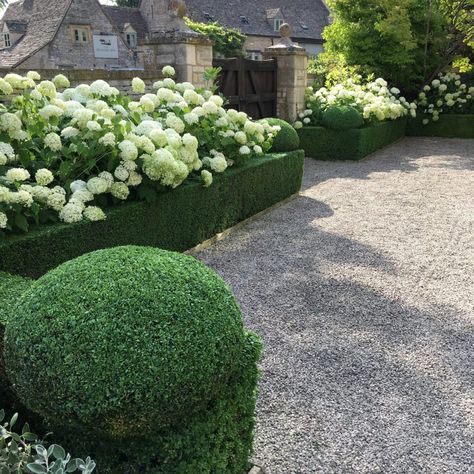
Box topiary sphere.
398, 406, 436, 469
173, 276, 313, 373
262, 118, 300, 152
321, 106, 364, 131
5, 246, 245, 436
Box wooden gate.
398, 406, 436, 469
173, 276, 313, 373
213, 57, 277, 119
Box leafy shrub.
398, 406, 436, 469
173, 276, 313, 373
0, 409, 96, 473
5, 246, 262, 472
416, 72, 474, 124
0, 69, 279, 237
261, 118, 300, 152
294, 78, 417, 129
321, 106, 364, 131
0, 272, 32, 407
184, 18, 246, 58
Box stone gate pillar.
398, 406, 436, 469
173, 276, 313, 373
263, 24, 308, 122
139, 0, 213, 88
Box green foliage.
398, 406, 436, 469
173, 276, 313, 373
308, 53, 368, 89
406, 114, 474, 137
5, 246, 263, 472
0, 272, 32, 408
322, 0, 474, 94
321, 106, 365, 131
185, 18, 246, 58
114, 0, 138, 7
298, 118, 407, 160
0, 151, 304, 279
5, 246, 245, 432
0, 409, 96, 473
261, 118, 300, 152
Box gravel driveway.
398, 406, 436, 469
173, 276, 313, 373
196, 137, 474, 474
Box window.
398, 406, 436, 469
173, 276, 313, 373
126, 32, 137, 48
274, 18, 284, 31
247, 50, 262, 61
3, 33, 11, 48
73, 28, 88, 43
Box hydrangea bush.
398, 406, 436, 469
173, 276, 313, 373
416, 72, 474, 125
294, 78, 417, 129
0, 68, 279, 237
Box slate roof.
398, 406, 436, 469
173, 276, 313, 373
102, 5, 148, 41
185, 0, 330, 41
0, 0, 72, 67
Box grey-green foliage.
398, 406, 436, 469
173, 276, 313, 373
0, 409, 96, 474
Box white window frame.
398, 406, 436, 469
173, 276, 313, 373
247, 50, 263, 61
74, 27, 88, 43
274, 18, 284, 31
3, 32, 11, 48
126, 32, 137, 48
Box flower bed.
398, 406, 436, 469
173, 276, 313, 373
298, 118, 407, 160
0, 150, 303, 278
406, 114, 474, 138
0, 69, 280, 237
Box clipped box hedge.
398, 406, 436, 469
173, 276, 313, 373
0, 271, 32, 407
298, 118, 407, 160
0, 150, 304, 278
406, 114, 474, 138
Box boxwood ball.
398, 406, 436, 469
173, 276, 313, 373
4, 246, 245, 436
321, 105, 364, 131
261, 118, 300, 152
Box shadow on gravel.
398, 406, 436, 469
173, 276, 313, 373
198, 191, 474, 473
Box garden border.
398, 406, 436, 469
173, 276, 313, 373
0, 150, 304, 278
297, 118, 407, 161
406, 114, 474, 138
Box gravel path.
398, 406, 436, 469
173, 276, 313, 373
196, 137, 474, 474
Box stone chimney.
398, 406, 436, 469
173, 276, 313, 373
140, 0, 195, 37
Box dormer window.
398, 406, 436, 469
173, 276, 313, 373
3, 33, 10, 48
126, 32, 137, 48
274, 18, 284, 31
73, 27, 89, 43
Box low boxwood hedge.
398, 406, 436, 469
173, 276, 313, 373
406, 114, 474, 138
0, 271, 32, 407
298, 118, 407, 160
0, 151, 304, 278
5, 246, 262, 473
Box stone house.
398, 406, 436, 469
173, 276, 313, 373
0, 0, 328, 69
185, 0, 330, 58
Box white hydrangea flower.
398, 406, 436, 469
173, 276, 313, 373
201, 170, 213, 187
6, 168, 30, 182
239, 145, 251, 155
52, 74, 70, 89
35, 168, 54, 186
162, 66, 176, 77
83, 206, 106, 221
59, 203, 83, 223
44, 132, 62, 151
119, 140, 139, 161
87, 177, 109, 195
98, 132, 116, 147
47, 192, 66, 211
132, 77, 146, 94
114, 164, 130, 181
126, 171, 143, 187
0, 211, 8, 229
110, 182, 130, 200
234, 131, 247, 144
86, 120, 102, 132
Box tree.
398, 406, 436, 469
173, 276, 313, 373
321, 0, 474, 93
185, 18, 246, 58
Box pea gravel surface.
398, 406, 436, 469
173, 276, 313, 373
196, 137, 474, 474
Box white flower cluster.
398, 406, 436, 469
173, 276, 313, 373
416, 72, 474, 125
0, 66, 279, 233
295, 78, 417, 128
